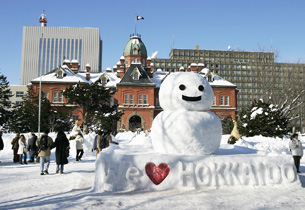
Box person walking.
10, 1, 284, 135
11, 133, 20, 163
36, 129, 54, 175
0, 131, 4, 163
17, 135, 27, 165
289, 133, 303, 173
100, 130, 119, 149
75, 132, 84, 161
27, 133, 38, 162
54, 130, 69, 174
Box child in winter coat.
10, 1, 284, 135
17, 135, 27, 165
74, 132, 84, 161
289, 133, 303, 173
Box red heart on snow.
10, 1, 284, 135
145, 162, 170, 185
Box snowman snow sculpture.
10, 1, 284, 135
151, 72, 222, 155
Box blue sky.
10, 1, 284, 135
1, 0, 305, 85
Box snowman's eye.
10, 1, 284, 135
198, 85, 204, 91
179, 84, 186, 91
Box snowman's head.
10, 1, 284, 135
159, 72, 214, 111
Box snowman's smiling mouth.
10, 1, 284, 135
182, 95, 202, 102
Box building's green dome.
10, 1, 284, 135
123, 35, 147, 57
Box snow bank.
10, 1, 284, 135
92, 133, 302, 192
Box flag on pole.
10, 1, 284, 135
136, 16, 144, 20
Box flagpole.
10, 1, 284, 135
135, 15, 137, 35
38, 32, 43, 136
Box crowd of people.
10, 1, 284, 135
0, 128, 119, 175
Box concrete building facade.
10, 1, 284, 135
152, 48, 305, 131
20, 11, 102, 85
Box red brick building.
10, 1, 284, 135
112, 35, 238, 131
30, 35, 238, 131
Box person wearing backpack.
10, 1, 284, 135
36, 129, 54, 175
27, 133, 38, 162
98, 130, 119, 151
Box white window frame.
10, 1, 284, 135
143, 95, 148, 104
225, 96, 229, 105
53, 92, 58, 102
220, 96, 224, 106
124, 94, 128, 104
58, 92, 63, 103
138, 94, 143, 104
129, 94, 134, 104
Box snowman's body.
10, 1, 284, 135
151, 72, 222, 155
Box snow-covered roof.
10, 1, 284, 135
209, 74, 236, 87
200, 67, 210, 75
151, 69, 236, 88
31, 65, 120, 87
151, 70, 169, 87
31, 65, 235, 89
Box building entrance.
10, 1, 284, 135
129, 115, 141, 131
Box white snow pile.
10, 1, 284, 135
94, 132, 301, 192
0, 132, 305, 210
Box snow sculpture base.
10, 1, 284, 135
93, 153, 301, 192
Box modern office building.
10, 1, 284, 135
152, 47, 305, 131
6, 85, 28, 109
20, 10, 102, 85
152, 48, 305, 107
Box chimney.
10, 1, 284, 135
195, 45, 199, 50
147, 57, 151, 66
85, 63, 91, 72
71, 59, 80, 73
63, 59, 71, 68
190, 63, 198, 73
116, 61, 121, 70
120, 56, 125, 66
113, 65, 117, 72
117, 70, 125, 78
198, 63, 205, 72
179, 66, 185, 72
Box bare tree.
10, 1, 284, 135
255, 44, 305, 131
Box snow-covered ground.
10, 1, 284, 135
0, 132, 305, 210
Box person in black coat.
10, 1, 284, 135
27, 133, 38, 162
54, 130, 70, 174
0, 131, 4, 163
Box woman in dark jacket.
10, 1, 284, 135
54, 130, 69, 174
